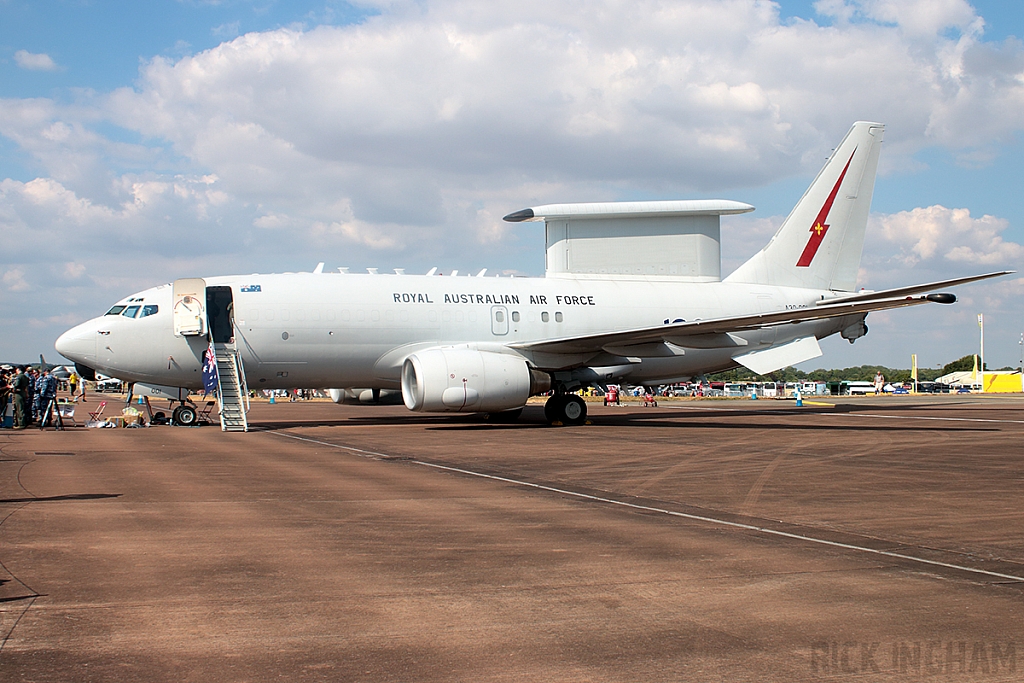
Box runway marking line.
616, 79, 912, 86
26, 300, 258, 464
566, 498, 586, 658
662, 403, 1024, 425
268, 430, 1024, 584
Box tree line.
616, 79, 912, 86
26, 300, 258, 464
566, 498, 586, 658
707, 354, 1008, 384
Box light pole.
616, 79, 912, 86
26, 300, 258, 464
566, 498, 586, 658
978, 314, 985, 391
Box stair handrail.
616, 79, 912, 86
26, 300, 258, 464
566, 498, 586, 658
234, 345, 250, 413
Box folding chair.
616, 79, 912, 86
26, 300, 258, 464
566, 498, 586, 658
88, 401, 107, 422
197, 401, 217, 424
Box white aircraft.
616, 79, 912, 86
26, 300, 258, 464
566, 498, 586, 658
55, 122, 1007, 428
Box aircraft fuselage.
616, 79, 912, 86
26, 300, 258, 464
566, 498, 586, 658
56, 272, 850, 391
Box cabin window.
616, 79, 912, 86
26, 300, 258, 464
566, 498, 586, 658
265, 309, 275, 321
511, 311, 520, 323
139, 305, 159, 318
495, 310, 505, 323
122, 305, 141, 318
105, 305, 126, 316
555, 312, 563, 323
541, 312, 550, 323
371, 310, 380, 322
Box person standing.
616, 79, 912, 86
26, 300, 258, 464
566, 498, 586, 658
27, 368, 40, 425
68, 370, 79, 399
10, 367, 31, 430
0, 369, 10, 426
37, 369, 59, 429
874, 370, 885, 395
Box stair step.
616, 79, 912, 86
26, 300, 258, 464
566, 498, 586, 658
214, 346, 248, 432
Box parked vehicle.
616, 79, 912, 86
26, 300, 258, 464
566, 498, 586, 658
95, 378, 125, 393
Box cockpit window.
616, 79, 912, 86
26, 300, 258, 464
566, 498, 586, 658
105, 305, 127, 316
122, 305, 141, 318
139, 305, 159, 318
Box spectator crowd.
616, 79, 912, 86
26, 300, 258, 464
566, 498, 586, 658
1, 366, 77, 430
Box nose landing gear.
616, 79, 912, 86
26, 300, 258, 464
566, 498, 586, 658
171, 404, 198, 426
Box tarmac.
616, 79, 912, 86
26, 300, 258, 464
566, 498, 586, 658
2, 393, 1023, 682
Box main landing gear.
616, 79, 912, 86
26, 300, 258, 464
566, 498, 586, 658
544, 393, 588, 426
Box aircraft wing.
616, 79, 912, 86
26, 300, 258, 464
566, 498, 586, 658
815, 271, 1013, 306
511, 272, 1010, 356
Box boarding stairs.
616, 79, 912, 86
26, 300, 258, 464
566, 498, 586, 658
213, 342, 249, 432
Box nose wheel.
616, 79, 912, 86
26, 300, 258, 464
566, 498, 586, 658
544, 394, 587, 426
172, 405, 198, 426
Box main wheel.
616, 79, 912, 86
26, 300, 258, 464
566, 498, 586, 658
560, 395, 588, 425
545, 394, 587, 425
544, 395, 564, 424
173, 405, 197, 426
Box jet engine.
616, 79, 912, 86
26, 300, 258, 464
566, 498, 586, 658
402, 348, 551, 412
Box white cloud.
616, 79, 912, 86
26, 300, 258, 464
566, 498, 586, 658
816, 0, 981, 37
2, 268, 30, 292
870, 205, 1024, 267
14, 50, 58, 72
62, 262, 87, 280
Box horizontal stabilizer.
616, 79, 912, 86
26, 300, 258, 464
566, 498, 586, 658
734, 337, 822, 375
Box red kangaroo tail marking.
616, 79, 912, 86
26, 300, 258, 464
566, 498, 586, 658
796, 149, 856, 267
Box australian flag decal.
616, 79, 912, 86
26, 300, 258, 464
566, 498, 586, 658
202, 345, 219, 396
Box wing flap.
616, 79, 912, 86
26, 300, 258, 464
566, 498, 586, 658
735, 337, 822, 375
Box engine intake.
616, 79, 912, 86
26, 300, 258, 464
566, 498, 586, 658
402, 348, 550, 412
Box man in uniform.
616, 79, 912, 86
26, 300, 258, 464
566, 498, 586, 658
37, 369, 59, 429
10, 367, 30, 430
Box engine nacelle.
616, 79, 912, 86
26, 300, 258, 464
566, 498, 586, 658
402, 348, 550, 412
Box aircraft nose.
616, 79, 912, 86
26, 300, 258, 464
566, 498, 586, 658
55, 320, 97, 364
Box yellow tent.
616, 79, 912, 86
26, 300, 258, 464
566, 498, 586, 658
983, 373, 1023, 393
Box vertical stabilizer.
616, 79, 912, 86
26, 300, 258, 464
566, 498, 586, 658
726, 122, 884, 292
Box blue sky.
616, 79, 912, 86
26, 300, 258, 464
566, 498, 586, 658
0, 1, 375, 96
1, 0, 1022, 370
